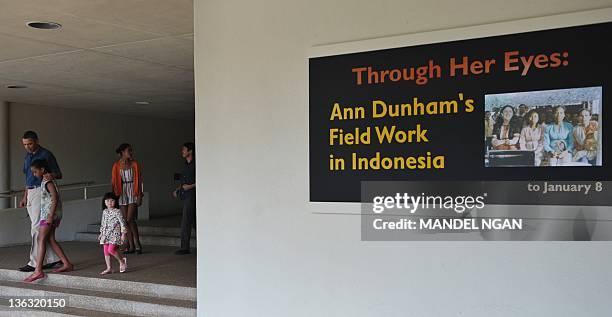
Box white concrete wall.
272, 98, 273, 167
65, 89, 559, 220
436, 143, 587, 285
8, 102, 193, 217
195, 1, 612, 316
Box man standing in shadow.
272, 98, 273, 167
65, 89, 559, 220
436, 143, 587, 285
173, 142, 196, 255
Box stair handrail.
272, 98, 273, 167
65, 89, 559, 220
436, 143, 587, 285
0, 182, 111, 209
0, 181, 96, 195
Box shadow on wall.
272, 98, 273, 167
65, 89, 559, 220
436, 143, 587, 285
573, 209, 594, 241
478, 205, 610, 240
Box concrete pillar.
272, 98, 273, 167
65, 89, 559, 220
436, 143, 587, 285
0, 102, 9, 209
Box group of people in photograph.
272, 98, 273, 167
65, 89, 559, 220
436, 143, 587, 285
17, 131, 196, 283
485, 103, 600, 166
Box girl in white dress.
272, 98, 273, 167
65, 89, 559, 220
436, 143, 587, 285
24, 159, 73, 283
98, 192, 128, 275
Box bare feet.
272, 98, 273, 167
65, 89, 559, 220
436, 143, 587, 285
23, 271, 46, 283
52, 264, 74, 273
119, 258, 127, 273
100, 268, 113, 275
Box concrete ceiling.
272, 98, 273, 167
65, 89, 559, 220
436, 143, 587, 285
0, 0, 194, 120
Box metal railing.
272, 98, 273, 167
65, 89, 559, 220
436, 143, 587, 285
0, 181, 111, 209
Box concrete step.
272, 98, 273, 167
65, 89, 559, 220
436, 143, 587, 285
74, 232, 196, 248
0, 280, 196, 317
86, 224, 195, 238
0, 269, 196, 301
1, 299, 135, 317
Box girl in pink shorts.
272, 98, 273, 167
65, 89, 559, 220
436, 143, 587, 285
98, 193, 128, 274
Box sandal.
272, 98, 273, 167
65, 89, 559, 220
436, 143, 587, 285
119, 258, 128, 273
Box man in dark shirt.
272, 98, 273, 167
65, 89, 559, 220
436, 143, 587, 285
18, 131, 63, 272
173, 142, 196, 255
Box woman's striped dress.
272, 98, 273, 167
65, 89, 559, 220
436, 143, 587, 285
119, 167, 137, 206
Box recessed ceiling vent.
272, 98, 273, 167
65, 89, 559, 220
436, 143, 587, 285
27, 21, 62, 30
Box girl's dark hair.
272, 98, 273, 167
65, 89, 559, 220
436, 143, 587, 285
116, 143, 131, 155
102, 192, 119, 210
30, 159, 49, 171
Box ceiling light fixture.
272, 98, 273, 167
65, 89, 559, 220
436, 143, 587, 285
135, 101, 150, 105
26, 21, 62, 30
5, 85, 27, 89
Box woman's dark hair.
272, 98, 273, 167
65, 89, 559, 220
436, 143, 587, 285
491, 105, 522, 141
30, 159, 49, 171
498, 105, 516, 118
552, 105, 566, 114
116, 143, 131, 155
552, 105, 566, 123
524, 109, 540, 127
183, 142, 195, 157
493, 105, 518, 130
102, 192, 119, 210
